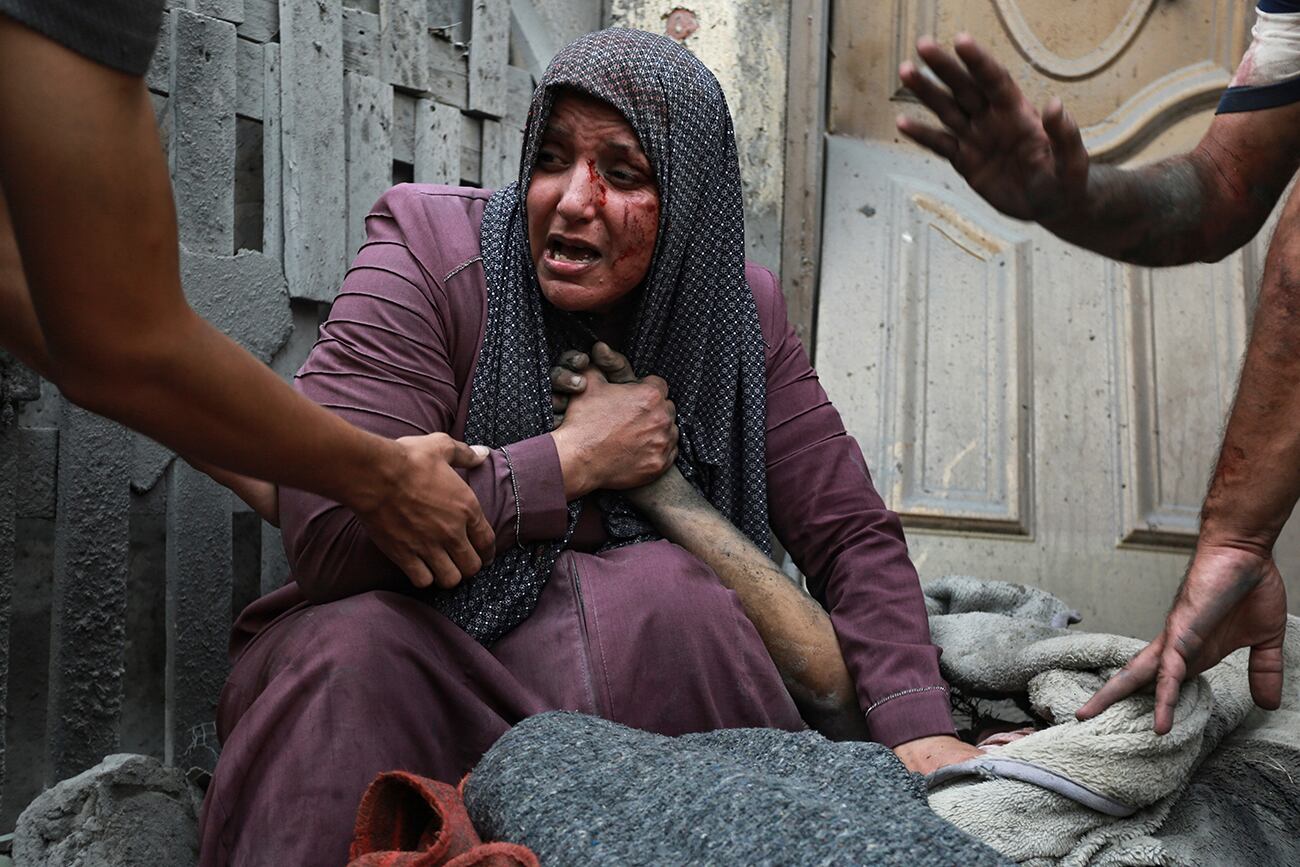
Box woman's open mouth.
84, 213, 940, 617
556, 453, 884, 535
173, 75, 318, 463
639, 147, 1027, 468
543, 237, 602, 274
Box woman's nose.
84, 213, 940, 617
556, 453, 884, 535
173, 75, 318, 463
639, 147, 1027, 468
555, 163, 600, 219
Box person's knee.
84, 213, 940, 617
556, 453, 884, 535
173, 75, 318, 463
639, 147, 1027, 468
289, 592, 439, 695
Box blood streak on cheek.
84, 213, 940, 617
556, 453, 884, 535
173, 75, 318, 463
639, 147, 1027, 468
586, 160, 608, 206
613, 208, 654, 266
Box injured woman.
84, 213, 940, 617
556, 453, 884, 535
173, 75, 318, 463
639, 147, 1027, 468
197, 27, 981, 866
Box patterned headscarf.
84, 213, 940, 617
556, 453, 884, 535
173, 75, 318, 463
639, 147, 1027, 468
437, 28, 769, 644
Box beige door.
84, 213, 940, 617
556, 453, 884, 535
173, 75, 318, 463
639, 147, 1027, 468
814, 1, 1297, 638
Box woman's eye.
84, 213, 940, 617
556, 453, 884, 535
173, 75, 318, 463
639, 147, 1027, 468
535, 149, 561, 167
608, 168, 639, 184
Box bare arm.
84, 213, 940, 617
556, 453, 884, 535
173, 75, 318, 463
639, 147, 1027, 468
897, 34, 1300, 266
1078, 182, 1300, 732
626, 466, 869, 741
3, 189, 286, 525
0, 17, 492, 588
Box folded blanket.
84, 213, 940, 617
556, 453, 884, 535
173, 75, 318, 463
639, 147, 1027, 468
924, 576, 1300, 866
464, 712, 1011, 866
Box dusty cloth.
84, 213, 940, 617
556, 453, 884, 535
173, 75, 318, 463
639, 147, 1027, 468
0, 0, 164, 75
347, 772, 537, 867
925, 575, 1081, 629
924, 576, 1300, 866
461, 28, 771, 643
462, 712, 1011, 866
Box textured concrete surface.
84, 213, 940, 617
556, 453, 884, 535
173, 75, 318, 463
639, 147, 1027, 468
191, 0, 243, 25
608, 0, 788, 273
5, 518, 52, 832
46, 402, 131, 782
15, 424, 55, 519
165, 465, 231, 773
381, 0, 429, 92
236, 38, 265, 121
2, 354, 41, 818
262, 41, 283, 260
414, 98, 461, 185
345, 72, 394, 257
238, 0, 278, 42
280, 0, 348, 302
1, 400, 15, 815
170, 8, 237, 255
469, 0, 509, 117
13, 753, 202, 867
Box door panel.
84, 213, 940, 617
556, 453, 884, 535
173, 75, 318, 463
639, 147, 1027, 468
816, 1, 1293, 639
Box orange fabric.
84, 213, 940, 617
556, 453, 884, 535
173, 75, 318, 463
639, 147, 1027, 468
347, 771, 539, 867
445, 842, 540, 867
347, 772, 483, 867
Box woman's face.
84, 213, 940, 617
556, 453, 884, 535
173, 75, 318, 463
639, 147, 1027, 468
526, 92, 660, 314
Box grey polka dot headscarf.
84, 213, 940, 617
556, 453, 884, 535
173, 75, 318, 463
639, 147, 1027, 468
436, 28, 769, 644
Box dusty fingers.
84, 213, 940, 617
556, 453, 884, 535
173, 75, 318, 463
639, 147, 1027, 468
592, 341, 638, 383
1075, 638, 1163, 722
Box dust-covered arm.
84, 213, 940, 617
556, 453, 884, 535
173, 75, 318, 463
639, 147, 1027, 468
897, 33, 1300, 266
625, 466, 869, 741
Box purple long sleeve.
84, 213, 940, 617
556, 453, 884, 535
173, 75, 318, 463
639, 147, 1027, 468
279, 187, 569, 603
750, 264, 956, 747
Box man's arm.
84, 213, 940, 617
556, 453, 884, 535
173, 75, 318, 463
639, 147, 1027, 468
0, 16, 492, 588
896, 34, 1300, 265
1077, 182, 1300, 732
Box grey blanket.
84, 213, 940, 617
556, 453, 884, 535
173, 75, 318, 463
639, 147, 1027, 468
925, 576, 1300, 866
464, 713, 1010, 866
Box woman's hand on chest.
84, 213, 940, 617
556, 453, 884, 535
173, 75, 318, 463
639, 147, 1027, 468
549, 342, 678, 498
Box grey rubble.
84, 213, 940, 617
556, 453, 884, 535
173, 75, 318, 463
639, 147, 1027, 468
13, 753, 202, 867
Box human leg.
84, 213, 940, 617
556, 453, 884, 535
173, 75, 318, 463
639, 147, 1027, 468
200, 590, 550, 867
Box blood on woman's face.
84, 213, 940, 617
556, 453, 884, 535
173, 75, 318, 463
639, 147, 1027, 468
526, 92, 660, 314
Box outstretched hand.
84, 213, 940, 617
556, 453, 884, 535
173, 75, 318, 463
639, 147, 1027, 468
896, 33, 1089, 223
1076, 544, 1287, 734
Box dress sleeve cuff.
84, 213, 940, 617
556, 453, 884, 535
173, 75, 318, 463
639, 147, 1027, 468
865, 686, 958, 749
499, 434, 568, 543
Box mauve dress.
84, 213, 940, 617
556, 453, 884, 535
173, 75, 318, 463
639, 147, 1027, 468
197, 185, 956, 866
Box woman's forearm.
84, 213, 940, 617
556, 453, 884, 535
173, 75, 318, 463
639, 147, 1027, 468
627, 468, 870, 740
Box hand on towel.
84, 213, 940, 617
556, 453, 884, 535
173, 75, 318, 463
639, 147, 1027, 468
893, 734, 983, 775
1077, 544, 1287, 734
